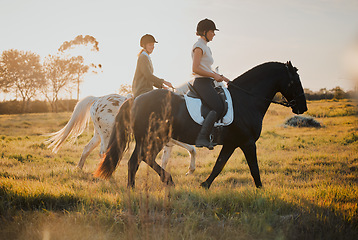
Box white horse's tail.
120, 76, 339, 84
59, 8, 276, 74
46, 96, 98, 153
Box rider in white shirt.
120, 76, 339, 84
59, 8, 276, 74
192, 19, 230, 150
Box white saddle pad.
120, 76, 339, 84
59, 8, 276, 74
184, 87, 234, 126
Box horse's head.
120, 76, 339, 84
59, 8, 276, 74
280, 61, 308, 114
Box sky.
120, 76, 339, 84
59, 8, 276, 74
1, 0, 357, 99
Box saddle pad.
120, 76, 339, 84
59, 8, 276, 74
184, 87, 234, 126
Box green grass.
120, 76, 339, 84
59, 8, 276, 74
306, 99, 358, 118
0, 100, 357, 240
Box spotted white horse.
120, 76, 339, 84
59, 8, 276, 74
47, 89, 196, 175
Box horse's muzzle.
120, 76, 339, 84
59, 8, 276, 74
292, 94, 308, 115
293, 106, 308, 115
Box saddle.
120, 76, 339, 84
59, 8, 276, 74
186, 83, 229, 119
184, 83, 234, 145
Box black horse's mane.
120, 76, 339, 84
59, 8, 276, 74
232, 62, 285, 85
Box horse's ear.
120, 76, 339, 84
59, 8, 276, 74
286, 61, 298, 72
285, 61, 291, 69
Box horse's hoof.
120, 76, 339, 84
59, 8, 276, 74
200, 181, 210, 189
185, 169, 195, 176
75, 165, 83, 171
255, 181, 263, 188
165, 180, 175, 187
166, 178, 175, 187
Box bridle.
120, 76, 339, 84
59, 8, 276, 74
226, 67, 304, 108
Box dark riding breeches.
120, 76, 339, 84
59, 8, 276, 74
193, 77, 225, 120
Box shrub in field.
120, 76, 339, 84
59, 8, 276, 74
284, 115, 322, 128
8, 154, 34, 163
342, 132, 358, 145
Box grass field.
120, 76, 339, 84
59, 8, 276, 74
0, 99, 357, 240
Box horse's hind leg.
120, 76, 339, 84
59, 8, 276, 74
145, 157, 175, 186
144, 142, 175, 186
240, 142, 262, 188
170, 139, 196, 175
128, 144, 174, 188
161, 142, 173, 170
185, 144, 196, 175
77, 130, 101, 169
128, 144, 141, 188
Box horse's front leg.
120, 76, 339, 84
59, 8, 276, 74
240, 142, 262, 188
201, 144, 236, 189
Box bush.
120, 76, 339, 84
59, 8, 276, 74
284, 115, 322, 128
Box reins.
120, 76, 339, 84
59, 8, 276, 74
227, 81, 298, 108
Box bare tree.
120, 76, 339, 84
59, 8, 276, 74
0, 49, 44, 112
0, 64, 11, 92
67, 56, 89, 101
58, 35, 101, 100
42, 55, 74, 112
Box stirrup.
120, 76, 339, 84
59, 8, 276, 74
209, 133, 217, 149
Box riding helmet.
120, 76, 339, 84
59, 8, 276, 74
196, 18, 219, 36
140, 34, 158, 48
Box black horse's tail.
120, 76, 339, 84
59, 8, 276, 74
94, 98, 133, 179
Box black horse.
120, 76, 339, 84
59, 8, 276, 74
94, 61, 308, 189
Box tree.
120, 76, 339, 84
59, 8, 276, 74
319, 88, 328, 99
304, 88, 314, 95
67, 56, 89, 101
58, 35, 101, 100
331, 86, 345, 99
0, 49, 44, 112
0, 64, 11, 92
118, 84, 132, 96
42, 55, 74, 112
58, 35, 99, 52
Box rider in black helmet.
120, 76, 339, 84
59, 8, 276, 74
192, 19, 230, 150
196, 18, 219, 42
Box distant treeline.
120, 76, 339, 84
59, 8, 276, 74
0, 99, 77, 115
0, 87, 356, 115
303, 87, 356, 101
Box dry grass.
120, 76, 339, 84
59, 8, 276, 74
0, 99, 357, 240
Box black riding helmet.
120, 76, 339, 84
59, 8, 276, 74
196, 18, 219, 41
140, 34, 158, 48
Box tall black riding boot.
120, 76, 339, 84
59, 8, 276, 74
195, 110, 217, 150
